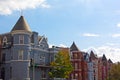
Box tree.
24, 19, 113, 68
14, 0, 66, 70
49, 49, 73, 79
108, 62, 120, 80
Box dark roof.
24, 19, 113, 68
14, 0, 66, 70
90, 50, 97, 60
108, 59, 113, 63
102, 54, 107, 61
11, 16, 31, 32
70, 42, 79, 51
0, 33, 12, 42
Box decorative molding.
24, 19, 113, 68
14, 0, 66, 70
11, 30, 32, 35
5, 60, 30, 63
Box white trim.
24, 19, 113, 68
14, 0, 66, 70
11, 60, 30, 62
11, 30, 32, 35
13, 44, 30, 45
3, 36, 7, 43
5, 60, 30, 63
32, 48, 49, 52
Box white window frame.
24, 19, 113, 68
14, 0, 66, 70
2, 36, 7, 46
3, 36, 7, 43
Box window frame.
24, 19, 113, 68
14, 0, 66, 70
19, 35, 24, 44
18, 50, 24, 60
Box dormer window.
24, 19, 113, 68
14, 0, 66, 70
3, 36, 7, 43
19, 35, 24, 44
3, 36, 7, 46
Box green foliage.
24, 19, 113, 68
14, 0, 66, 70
49, 50, 73, 78
108, 62, 120, 80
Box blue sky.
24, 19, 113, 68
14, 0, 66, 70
0, 0, 120, 62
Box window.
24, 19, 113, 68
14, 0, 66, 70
10, 67, 12, 79
75, 73, 78, 79
42, 69, 46, 78
74, 53, 78, 59
3, 36, 7, 46
3, 36, 7, 43
75, 63, 78, 69
18, 50, 23, 60
2, 53, 5, 62
1, 68, 5, 80
71, 74, 73, 79
40, 54, 45, 65
19, 35, 24, 44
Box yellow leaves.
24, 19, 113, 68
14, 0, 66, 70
49, 49, 73, 78
50, 62, 56, 66
109, 63, 120, 80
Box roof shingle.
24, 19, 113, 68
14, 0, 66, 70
11, 16, 31, 32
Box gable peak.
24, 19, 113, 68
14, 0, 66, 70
70, 42, 79, 51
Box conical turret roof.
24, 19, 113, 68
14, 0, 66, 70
11, 16, 31, 32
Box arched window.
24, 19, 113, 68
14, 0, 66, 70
3, 36, 7, 43
3, 36, 7, 46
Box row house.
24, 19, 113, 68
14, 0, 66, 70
90, 51, 113, 80
69, 42, 94, 80
90, 51, 99, 80
69, 42, 113, 80
98, 55, 113, 80
69, 42, 83, 80
0, 15, 113, 80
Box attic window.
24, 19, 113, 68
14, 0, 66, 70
2, 36, 7, 46
3, 36, 7, 43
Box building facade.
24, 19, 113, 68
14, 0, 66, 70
0, 16, 113, 80
0, 16, 58, 80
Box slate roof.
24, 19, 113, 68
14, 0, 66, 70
102, 54, 107, 61
11, 16, 31, 32
90, 50, 98, 60
70, 42, 79, 51
0, 33, 13, 43
108, 59, 113, 63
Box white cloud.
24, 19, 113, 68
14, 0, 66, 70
49, 44, 67, 48
116, 23, 120, 27
49, 44, 54, 48
106, 43, 118, 46
59, 44, 67, 48
83, 33, 100, 37
84, 46, 120, 63
0, 0, 50, 15
112, 34, 120, 38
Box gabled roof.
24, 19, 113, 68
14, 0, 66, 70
70, 42, 79, 51
11, 16, 31, 32
90, 50, 97, 60
108, 59, 113, 63
102, 54, 107, 61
